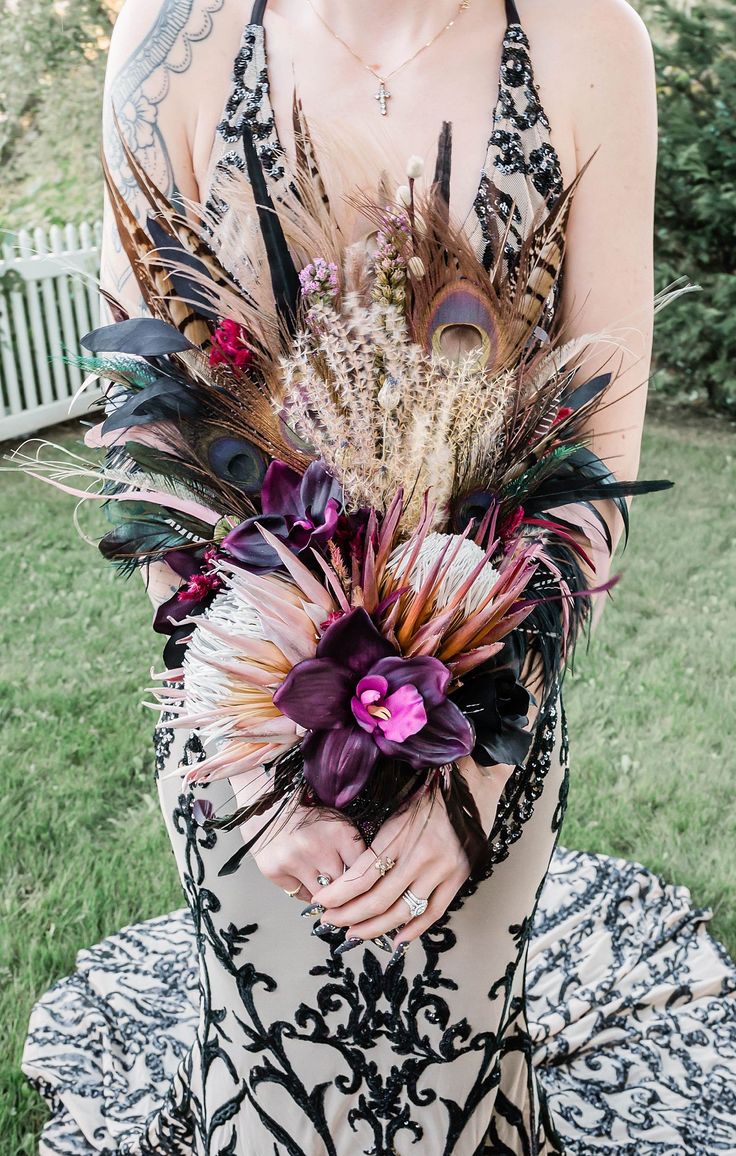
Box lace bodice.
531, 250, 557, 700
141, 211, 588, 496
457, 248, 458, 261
203, 0, 564, 285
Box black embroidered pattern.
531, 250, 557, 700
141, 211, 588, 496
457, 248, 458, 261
21, 721, 734, 1156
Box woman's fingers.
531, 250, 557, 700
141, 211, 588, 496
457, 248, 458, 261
335, 823, 368, 869
320, 858, 417, 928
347, 874, 464, 945
312, 845, 390, 907
275, 874, 311, 902
312, 810, 415, 906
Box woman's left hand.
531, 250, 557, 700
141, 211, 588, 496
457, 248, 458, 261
313, 757, 515, 952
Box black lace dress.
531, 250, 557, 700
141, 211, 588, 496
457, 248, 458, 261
21, 1, 736, 1153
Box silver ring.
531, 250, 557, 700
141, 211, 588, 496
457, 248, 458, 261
316, 872, 332, 887
401, 888, 428, 919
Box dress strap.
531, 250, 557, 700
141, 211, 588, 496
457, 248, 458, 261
504, 0, 521, 26
250, 0, 268, 25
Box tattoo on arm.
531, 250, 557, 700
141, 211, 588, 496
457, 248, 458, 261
102, 0, 224, 297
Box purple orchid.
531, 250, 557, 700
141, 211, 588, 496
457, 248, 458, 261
221, 460, 343, 572
272, 608, 474, 809
153, 547, 224, 670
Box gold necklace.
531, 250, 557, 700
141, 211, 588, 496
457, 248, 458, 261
304, 0, 472, 116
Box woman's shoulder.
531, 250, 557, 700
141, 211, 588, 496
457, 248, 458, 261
523, 0, 655, 166
526, 0, 654, 84
109, 0, 230, 63
104, 0, 251, 188
106, 0, 248, 112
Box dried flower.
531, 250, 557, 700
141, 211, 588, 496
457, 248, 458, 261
406, 155, 424, 180
209, 318, 253, 371
299, 258, 339, 308
407, 255, 426, 279
395, 184, 412, 208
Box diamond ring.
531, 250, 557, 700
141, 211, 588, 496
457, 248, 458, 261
374, 856, 397, 876
401, 888, 428, 919
316, 872, 332, 887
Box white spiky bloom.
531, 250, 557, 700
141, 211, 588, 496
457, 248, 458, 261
152, 560, 336, 784
386, 533, 500, 618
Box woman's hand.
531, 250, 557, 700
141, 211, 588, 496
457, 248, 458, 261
248, 801, 367, 903
313, 758, 516, 958
227, 766, 367, 902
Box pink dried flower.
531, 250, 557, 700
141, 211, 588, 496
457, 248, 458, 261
299, 258, 339, 306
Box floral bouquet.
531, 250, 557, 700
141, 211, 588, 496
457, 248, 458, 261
8, 102, 675, 874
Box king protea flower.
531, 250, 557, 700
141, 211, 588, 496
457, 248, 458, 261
150, 527, 342, 786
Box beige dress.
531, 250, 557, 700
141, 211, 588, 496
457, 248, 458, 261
21, 1, 736, 1153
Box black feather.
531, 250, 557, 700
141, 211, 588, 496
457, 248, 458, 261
82, 317, 195, 356
519, 447, 674, 548
432, 121, 453, 210
241, 122, 300, 333
100, 378, 201, 434
564, 372, 613, 411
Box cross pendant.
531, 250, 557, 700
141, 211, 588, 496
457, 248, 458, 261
375, 79, 391, 116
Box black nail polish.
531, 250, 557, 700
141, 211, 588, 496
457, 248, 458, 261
387, 941, 410, 969
301, 902, 326, 918
311, 922, 338, 939
372, 934, 395, 954
334, 936, 363, 956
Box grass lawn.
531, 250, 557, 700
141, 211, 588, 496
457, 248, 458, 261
1, 412, 734, 1153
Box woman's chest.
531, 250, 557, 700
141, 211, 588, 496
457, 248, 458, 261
190, 3, 576, 241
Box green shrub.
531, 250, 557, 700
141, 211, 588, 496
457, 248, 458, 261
648, 0, 736, 415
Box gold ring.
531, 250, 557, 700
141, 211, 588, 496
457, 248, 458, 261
374, 856, 397, 876
283, 884, 302, 898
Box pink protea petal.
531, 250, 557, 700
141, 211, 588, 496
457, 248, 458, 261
255, 523, 336, 613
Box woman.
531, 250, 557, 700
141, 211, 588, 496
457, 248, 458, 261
21, 1, 736, 1153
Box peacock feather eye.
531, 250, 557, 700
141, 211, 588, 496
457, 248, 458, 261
423, 282, 503, 370
206, 436, 268, 494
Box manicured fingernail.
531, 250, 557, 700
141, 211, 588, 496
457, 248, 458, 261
387, 941, 410, 969
311, 922, 338, 939
334, 936, 363, 956
372, 934, 395, 954
301, 902, 326, 917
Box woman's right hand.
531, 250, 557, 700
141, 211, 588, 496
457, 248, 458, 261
245, 793, 368, 903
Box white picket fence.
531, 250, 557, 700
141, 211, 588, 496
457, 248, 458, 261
0, 221, 104, 441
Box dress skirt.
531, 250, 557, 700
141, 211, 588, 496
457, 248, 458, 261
22, 689, 736, 1155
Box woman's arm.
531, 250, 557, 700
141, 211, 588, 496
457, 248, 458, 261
462, 0, 659, 853
99, 0, 206, 613
557, 0, 658, 599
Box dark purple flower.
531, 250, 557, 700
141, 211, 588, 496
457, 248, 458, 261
272, 608, 474, 809
332, 507, 375, 565
449, 632, 534, 767
154, 547, 224, 668
221, 459, 343, 572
